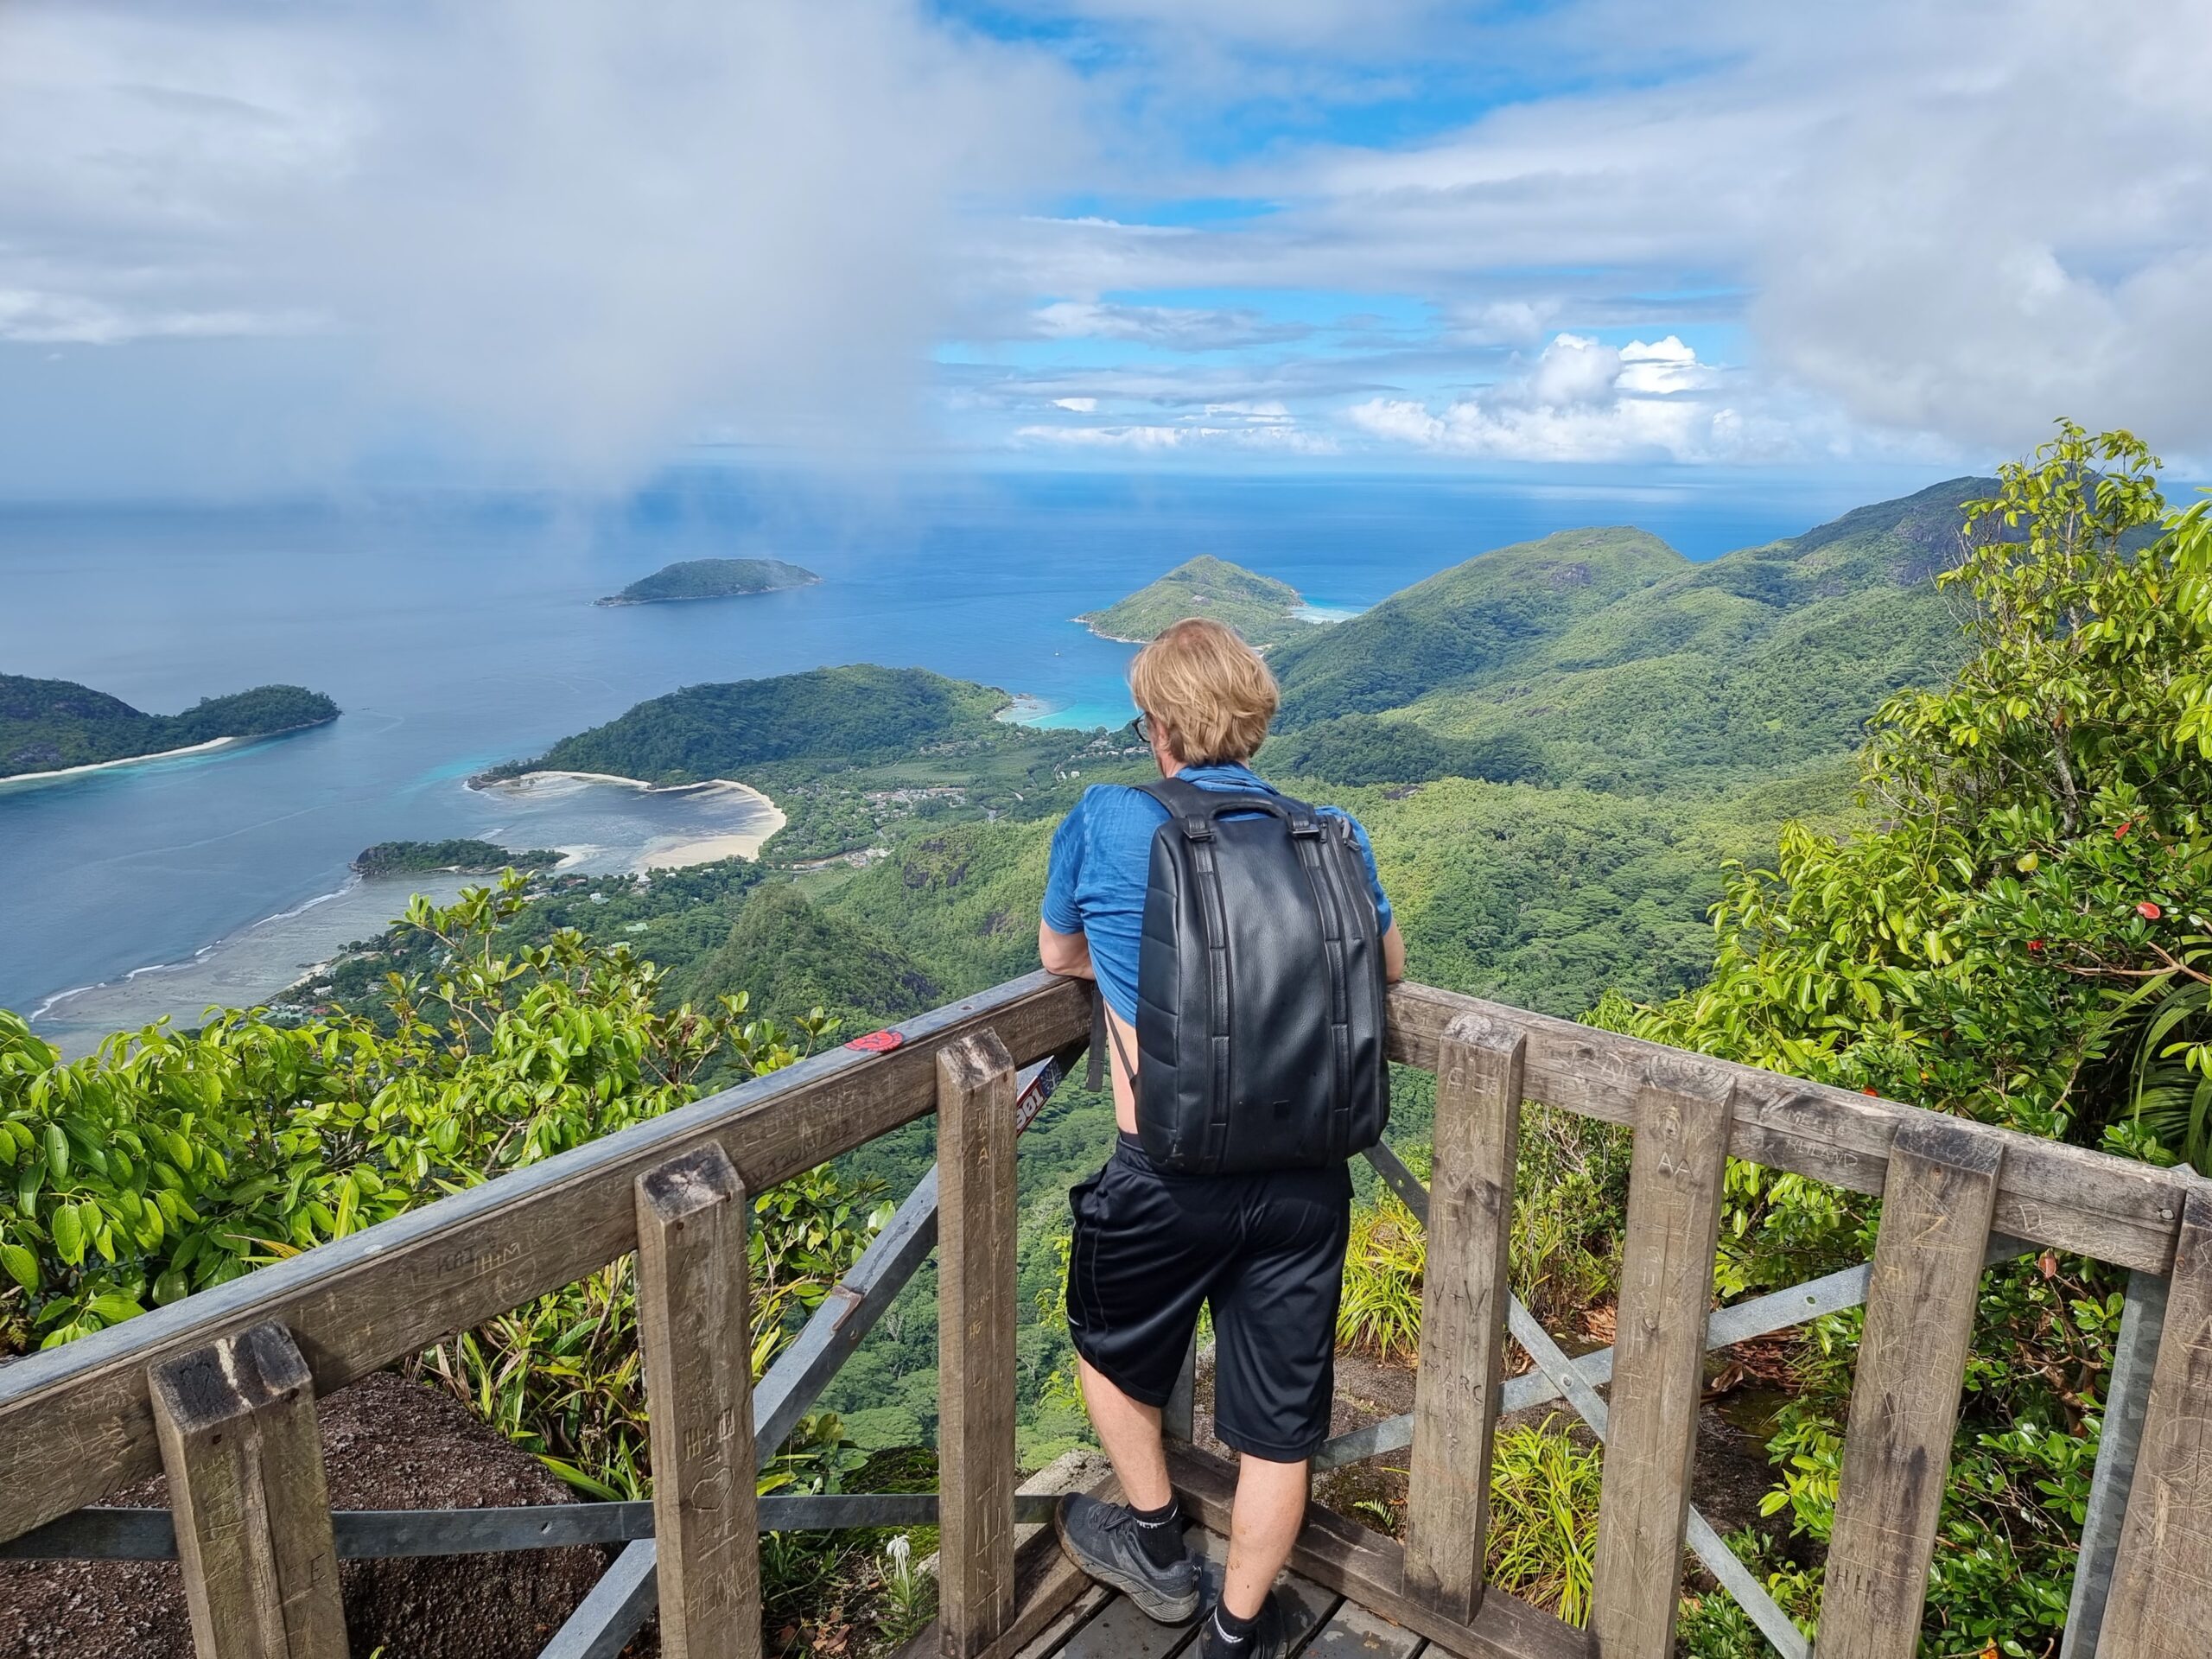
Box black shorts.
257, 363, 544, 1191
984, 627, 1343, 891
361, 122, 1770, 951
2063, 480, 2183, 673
1066, 1134, 1352, 1463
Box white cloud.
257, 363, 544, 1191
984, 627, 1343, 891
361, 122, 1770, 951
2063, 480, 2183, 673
999, 0, 2212, 457
0, 0, 1083, 491
1052, 396, 1098, 412
1029, 299, 1308, 351
1346, 332, 1778, 463
1016, 417, 1337, 454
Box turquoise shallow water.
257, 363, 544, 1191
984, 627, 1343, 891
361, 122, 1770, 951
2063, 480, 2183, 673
0, 467, 1897, 1024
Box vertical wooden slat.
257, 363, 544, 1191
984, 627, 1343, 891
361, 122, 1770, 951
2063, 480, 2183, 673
1403, 1011, 1523, 1621
2096, 1179, 2212, 1657
634, 1143, 762, 1659
1815, 1119, 2002, 1659
148, 1321, 347, 1659
938, 1028, 1020, 1658
2060, 1265, 2170, 1657
1590, 1057, 1736, 1659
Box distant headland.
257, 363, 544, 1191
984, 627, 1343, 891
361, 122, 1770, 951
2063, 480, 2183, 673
597, 557, 821, 607
1077, 555, 1323, 649
0, 676, 339, 782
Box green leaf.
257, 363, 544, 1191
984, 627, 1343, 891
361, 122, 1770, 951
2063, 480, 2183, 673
50, 1205, 84, 1266
0, 1241, 39, 1292
44, 1124, 68, 1183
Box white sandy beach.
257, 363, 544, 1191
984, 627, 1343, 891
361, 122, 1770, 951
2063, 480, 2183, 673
477, 769, 786, 867
0, 734, 241, 787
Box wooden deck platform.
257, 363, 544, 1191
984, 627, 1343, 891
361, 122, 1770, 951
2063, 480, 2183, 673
1015, 1525, 1430, 1659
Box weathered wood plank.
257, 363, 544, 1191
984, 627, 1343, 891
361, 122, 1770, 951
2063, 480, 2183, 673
1166, 1442, 1591, 1659
938, 1030, 1022, 1657
2097, 1180, 2212, 1657
1815, 1119, 2002, 1658
634, 1144, 761, 1659
1050, 1595, 1203, 1658
2061, 1268, 2170, 1657
148, 1322, 347, 1659
1303, 1601, 1427, 1657
0, 972, 1090, 1546
1382, 981, 2187, 1274
1589, 1057, 1736, 1659
1010, 1584, 1111, 1658
894, 1475, 1122, 1659
1403, 1013, 1522, 1622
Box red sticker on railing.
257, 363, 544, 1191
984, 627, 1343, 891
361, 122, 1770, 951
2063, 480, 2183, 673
844, 1029, 906, 1052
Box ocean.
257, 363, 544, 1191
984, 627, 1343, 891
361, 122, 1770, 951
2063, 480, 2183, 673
0, 467, 1898, 1041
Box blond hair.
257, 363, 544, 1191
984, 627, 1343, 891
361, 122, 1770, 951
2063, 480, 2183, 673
1129, 618, 1280, 766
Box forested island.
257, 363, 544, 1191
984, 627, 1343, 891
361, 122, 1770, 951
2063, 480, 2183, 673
0, 677, 339, 779
351, 839, 561, 877
598, 556, 820, 606
11, 431, 2208, 1655
1077, 554, 1318, 647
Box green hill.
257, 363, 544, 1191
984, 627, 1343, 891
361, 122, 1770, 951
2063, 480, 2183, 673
1077, 555, 1319, 648
0, 677, 339, 779
1270, 479, 1996, 791
683, 881, 940, 1024
599, 557, 820, 606
488, 665, 1015, 786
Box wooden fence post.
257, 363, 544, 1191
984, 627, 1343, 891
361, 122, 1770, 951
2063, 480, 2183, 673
938, 1029, 1020, 1658
1815, 1120, 2002, 1658
2096, 1179, 2212, 1657
1590, 1058, 1736, 1659
635, 1142, 762, 1659
1403, 1012, 1523, 1622
148, 1321, 347, 1659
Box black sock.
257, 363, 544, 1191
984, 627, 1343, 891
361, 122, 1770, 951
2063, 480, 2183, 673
1209, 1602, 1260, 1649
1129, 1497, 1185, 1569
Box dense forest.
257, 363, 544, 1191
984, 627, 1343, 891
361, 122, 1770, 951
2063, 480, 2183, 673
1078, 553, 1318, 647
599, 556, 820, 605
6, 433, 2208, 1654
0, 677, 338, 779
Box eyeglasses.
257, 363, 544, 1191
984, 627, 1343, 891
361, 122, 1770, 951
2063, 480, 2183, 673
1129, 714, 1154, 746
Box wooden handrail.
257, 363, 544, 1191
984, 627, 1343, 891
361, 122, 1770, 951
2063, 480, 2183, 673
9, 968, 2212, 1659
0, 971, 1090, 1548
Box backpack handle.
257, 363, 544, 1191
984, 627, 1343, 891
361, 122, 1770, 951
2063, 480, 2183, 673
1136, 778, 1320, 838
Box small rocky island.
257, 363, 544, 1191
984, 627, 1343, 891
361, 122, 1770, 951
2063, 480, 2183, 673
351, 839, 562, 878
1077, 555, 1322, 649
598, 557, 820, 607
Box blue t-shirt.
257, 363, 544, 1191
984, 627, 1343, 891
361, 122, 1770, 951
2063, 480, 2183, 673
1040, 762, 1393, 1023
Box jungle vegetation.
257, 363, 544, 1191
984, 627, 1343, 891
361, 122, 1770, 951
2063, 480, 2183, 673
1077, 554, 1319, 648
599, 556, 820, 605
0, 677, 338, 778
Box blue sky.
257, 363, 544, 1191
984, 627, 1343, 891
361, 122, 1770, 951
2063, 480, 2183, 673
0, 0, 2206, 496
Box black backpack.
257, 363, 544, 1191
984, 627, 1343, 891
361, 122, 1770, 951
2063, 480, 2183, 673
1104, 777, 1389, 1175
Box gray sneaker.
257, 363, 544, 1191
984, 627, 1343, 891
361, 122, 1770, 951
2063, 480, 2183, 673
1052, 1493, 1203, 1623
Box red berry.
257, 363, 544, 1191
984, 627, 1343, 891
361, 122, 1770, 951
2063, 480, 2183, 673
2139, 901, 2164, 920
2027, 939, 2044, 952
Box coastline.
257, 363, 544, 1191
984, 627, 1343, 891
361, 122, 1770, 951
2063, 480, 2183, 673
595, 575, 822, 607
476, 769, 787, 865
1071, 613, 1148, 645
0, 734, 243, 787
0, 715, 341, 789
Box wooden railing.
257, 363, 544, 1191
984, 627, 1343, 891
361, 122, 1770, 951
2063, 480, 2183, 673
3, 970, 2209, 1659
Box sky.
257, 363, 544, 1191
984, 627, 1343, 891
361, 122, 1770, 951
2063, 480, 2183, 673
0, 0, 2207, 498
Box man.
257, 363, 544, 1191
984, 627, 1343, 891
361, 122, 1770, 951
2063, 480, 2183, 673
1038, 618, 1403, 1658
